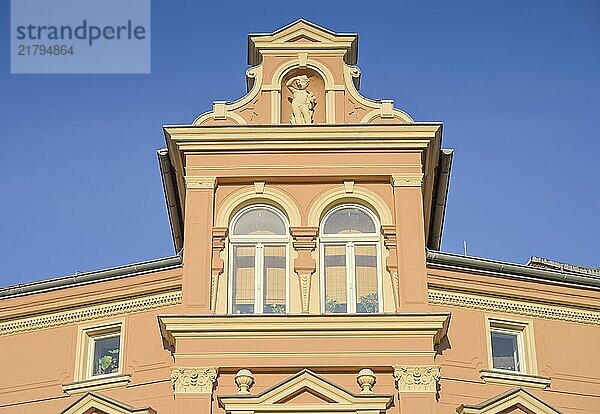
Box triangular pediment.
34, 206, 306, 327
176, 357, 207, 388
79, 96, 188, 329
457, 388, 561, 414
219, 369, 393, 413
61, 392, 156, 414
248, 20, 358, 65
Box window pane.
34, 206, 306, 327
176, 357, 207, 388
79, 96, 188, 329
233, 207, 286, 235
232, 246, 255, 314
92, 335, 120, 376
323, 207, 376, 235
263, 245, 286, 313
324, 245, 347, 313
355, 244, 379, 313
491, 331, 520, 371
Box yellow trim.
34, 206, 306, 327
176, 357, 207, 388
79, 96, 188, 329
158, 313, 450, 350
428, 288, 600, 325
484, 315, 538, 375
74, 319, 125, 382
0, 290, 182, 336
307, 185, 393, 226
219, 369, 393, 414
62, 374, 131, 395
457, 388, 561, 414
216, 185, 302, 227
61, 392, 155, 414
479, 369, 551, 389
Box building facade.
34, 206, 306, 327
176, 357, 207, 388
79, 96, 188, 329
1, 20, 599, 414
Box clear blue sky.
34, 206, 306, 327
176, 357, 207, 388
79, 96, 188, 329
1, 1, 599, 286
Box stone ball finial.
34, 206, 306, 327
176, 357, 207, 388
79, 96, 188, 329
356, 368, 376, 394
234, 369, 255, 395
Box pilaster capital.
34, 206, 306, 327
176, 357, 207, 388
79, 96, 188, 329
184, 176, 217, 190
390, 173, 423, 187
393, 365, 440, 393
171, 367, 218, 394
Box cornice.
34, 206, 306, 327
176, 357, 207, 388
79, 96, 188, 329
0, 290, 182, 336
158, 313, 450, 350
428, 288, 600, 326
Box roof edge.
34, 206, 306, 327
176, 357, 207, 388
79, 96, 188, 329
427, 250, 600, 289
0, 254, 182, 300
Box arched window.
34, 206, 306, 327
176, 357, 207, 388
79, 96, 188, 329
320, 205, 382, 314
229, 205, 289, 314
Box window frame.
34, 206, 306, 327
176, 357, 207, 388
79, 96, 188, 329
228, 204, 291, 315
319, 204, 383, 314
485, 316, 537, 375
75, 321, 124, 381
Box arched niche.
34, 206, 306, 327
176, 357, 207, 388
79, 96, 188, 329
281, 68, 326, 124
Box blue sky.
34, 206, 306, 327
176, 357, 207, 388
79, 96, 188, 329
1, 0, 599, 286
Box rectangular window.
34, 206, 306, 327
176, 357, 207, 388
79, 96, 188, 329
230, 243, 288, 314
91, 333, 121, 376
76, 322, 123, 380
263, 245, 286, 314
232, 245, 256, 314
354, 244, 379, 313
490, 330, 520, 371
324, 244, 347, 313
486, 317, 536, 375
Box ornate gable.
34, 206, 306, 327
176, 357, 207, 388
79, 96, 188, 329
61, 392, 156, 414
457, 388, 561, 414
218, 369, 393, 414
193, 19, 413, 126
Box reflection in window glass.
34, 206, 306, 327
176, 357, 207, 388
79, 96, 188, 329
324, 245, 347, 313
355, 244, 378, 313
232, 246, 255, 314
233, 207, 286, 235
491, 331, 520, 371
92, 335, 120, 376
323, 207, 376, 235
263, 245, 286, 313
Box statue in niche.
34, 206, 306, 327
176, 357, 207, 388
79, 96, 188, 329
286, 75, 316, 124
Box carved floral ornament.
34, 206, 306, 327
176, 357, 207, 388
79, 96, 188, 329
171, 367, 218, 394
393, 365, 441, 393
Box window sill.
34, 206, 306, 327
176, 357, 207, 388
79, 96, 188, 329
479, 369, 551, 389
62, 373, 131, 395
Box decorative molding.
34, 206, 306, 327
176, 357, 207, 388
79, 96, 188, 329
344, 180, 355, 194
457, 387, 561, 414
171, 367, 218, 394
61, 391, 156, 414
211, 227, 228, 312
356, 368, 376, 394
62, 374, 131, 395
184, 176, 217, 190
428, 288, 600, 326
219, 369, 393, 414
159, 314, 450, 350
390, 173, 423, 187
234, 369, 255, 394
254, 181, 266, 194
393, 365, 440, 393
479, 369, 551, 389
381, 225, 399, 310
0, 290, 182, 337
290, 227, 319, 313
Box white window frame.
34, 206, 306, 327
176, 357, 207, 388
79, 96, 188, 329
228, 204, 290, 314
489, 327, 524, 373
87, 331, 122, 378
319, 204, 383, 314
